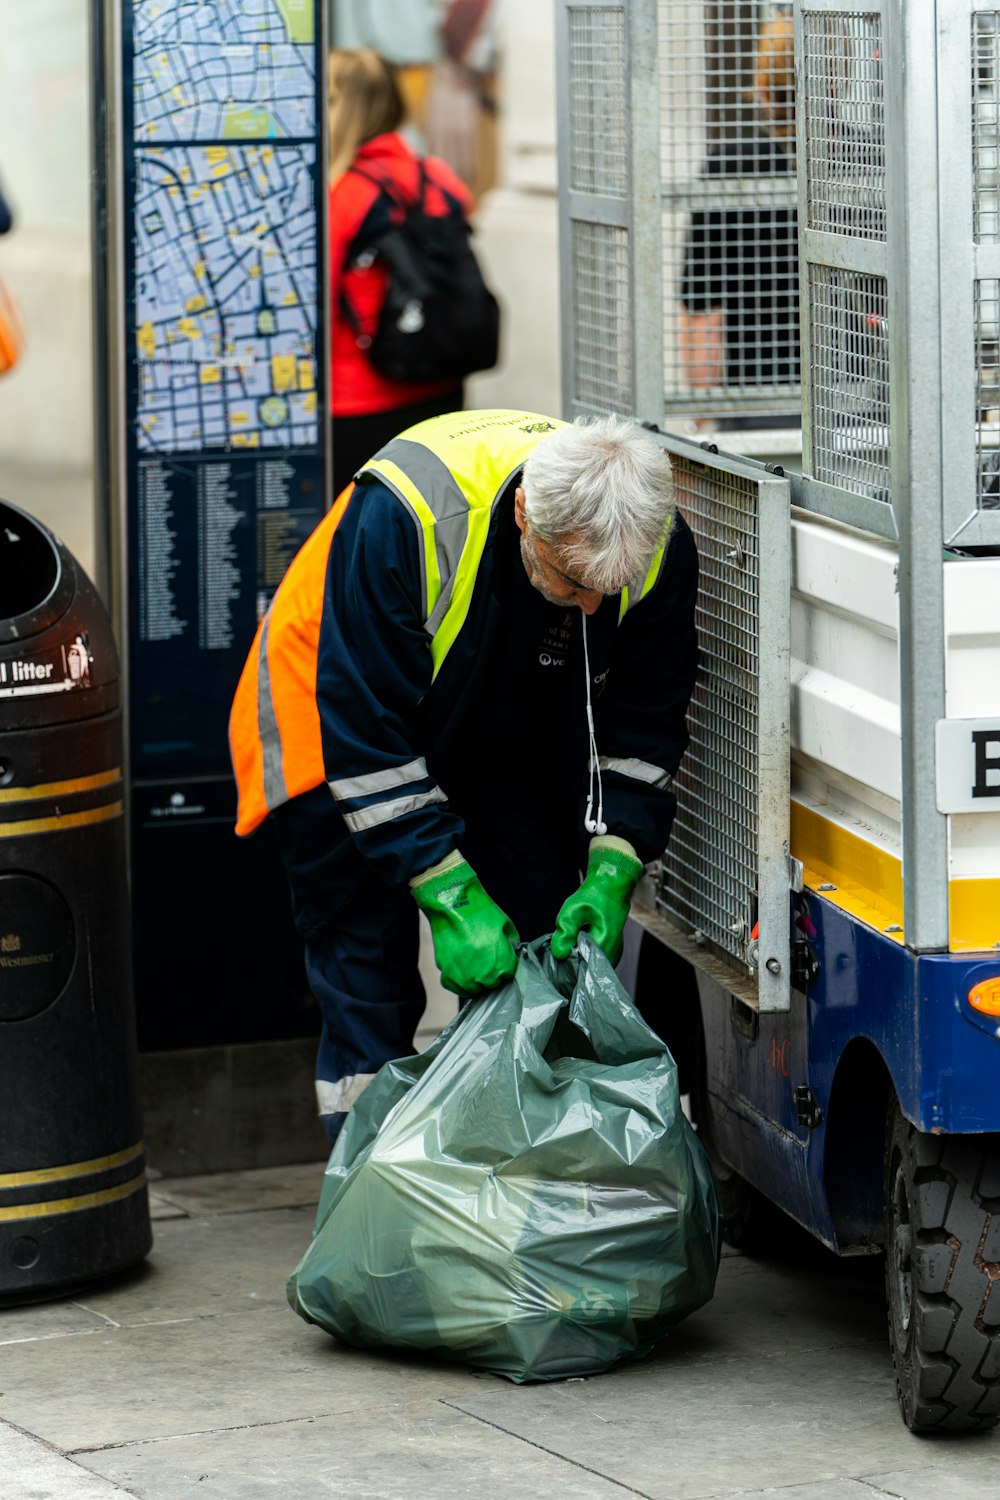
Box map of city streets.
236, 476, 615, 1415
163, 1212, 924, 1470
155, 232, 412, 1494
134, 143, 318, 452
119, 3, 325, 1036
120, 0, 325, 794
133, 0, 315, 141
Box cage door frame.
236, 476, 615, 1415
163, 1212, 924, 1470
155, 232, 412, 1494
555, 0, 665, 424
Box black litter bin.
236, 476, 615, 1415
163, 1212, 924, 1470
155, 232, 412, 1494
0, 498, 151, 1298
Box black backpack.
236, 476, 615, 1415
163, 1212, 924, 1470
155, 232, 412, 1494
340, 162, 500, 384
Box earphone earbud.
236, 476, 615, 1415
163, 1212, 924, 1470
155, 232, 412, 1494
584, 814, 608, 835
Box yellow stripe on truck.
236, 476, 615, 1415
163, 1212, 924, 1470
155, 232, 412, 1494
792, 803, 1000, 953
949, 879, 1000, 953
790, 801, 905, 943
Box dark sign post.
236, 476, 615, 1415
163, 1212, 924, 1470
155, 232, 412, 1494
95, 2, 328, 1071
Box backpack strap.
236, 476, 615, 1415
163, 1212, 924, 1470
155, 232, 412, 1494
349, 159, 463, 228
347, 162, 418, 217
338, 159, 463, 344
338, 166, 403, 342
338, 283, 365, 343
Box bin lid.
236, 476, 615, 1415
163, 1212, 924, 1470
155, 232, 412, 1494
0, 499, 119, 727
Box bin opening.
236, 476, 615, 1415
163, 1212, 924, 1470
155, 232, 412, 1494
0, 501, 60, 621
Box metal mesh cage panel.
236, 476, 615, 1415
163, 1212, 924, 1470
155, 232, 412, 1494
976, 280, 1000, 509
801, 10, 886, 241
568, 7, 629, 196
571, 220, 633, 412
660, 1, 800, 413
658, 455, 759, 968
974, 14, 1000, 243
808, 264, 891, 498
965, 21, 1000, 538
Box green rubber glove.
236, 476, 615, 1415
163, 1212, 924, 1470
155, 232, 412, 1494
551, 836, 643, 965
411, 852, 520, 998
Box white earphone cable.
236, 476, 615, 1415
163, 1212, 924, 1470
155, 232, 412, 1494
582, 615, 606, 835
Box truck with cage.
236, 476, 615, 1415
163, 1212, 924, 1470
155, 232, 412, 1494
555, 0, 1000, 1431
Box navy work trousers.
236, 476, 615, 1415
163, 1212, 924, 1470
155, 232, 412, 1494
306, 805, 580, 1143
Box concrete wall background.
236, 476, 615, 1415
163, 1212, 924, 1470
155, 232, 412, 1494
468, 0, 560, 417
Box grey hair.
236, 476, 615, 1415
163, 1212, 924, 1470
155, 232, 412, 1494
519, 415, 676, 594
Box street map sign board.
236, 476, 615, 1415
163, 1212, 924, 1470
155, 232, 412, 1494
121, 0, 327, 780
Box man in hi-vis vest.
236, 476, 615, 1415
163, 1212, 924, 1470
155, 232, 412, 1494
230, 410, 698, 1143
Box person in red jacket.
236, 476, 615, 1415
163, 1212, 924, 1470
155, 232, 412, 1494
327, 49, 476, 494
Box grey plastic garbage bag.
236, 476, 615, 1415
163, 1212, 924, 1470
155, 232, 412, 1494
287, 935, 721, 1382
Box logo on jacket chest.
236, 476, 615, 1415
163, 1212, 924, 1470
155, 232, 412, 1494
538, 615, 574, 668
535, 618, 612, 690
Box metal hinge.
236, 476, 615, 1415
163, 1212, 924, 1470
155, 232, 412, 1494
793, 1085, 823, 1130
792, 937, 821, 990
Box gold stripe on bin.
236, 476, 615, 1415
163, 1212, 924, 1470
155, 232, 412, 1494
0, 1173, 147, 1223
0, 767, 123, 804
0, 800, 123, 840
0, 1141, 144, 1191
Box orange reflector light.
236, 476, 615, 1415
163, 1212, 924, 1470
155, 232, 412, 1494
967, 977, 1000, 1016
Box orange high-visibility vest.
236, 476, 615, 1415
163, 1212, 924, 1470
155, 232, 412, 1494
229, 484, 355, 836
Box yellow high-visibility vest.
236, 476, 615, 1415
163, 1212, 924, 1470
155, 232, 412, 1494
230, 410, 569, 834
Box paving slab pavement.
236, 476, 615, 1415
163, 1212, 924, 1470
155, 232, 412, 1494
1, 1163, 997, 1500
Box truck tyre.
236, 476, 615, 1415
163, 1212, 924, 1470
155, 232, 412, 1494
884, 1099, 1000, 1431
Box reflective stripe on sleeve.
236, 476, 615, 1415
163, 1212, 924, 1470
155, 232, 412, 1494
598, 755, 674, 791
328, 757, 431, 803
342, 786, 448, 833
316, 1073, 375, 1116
